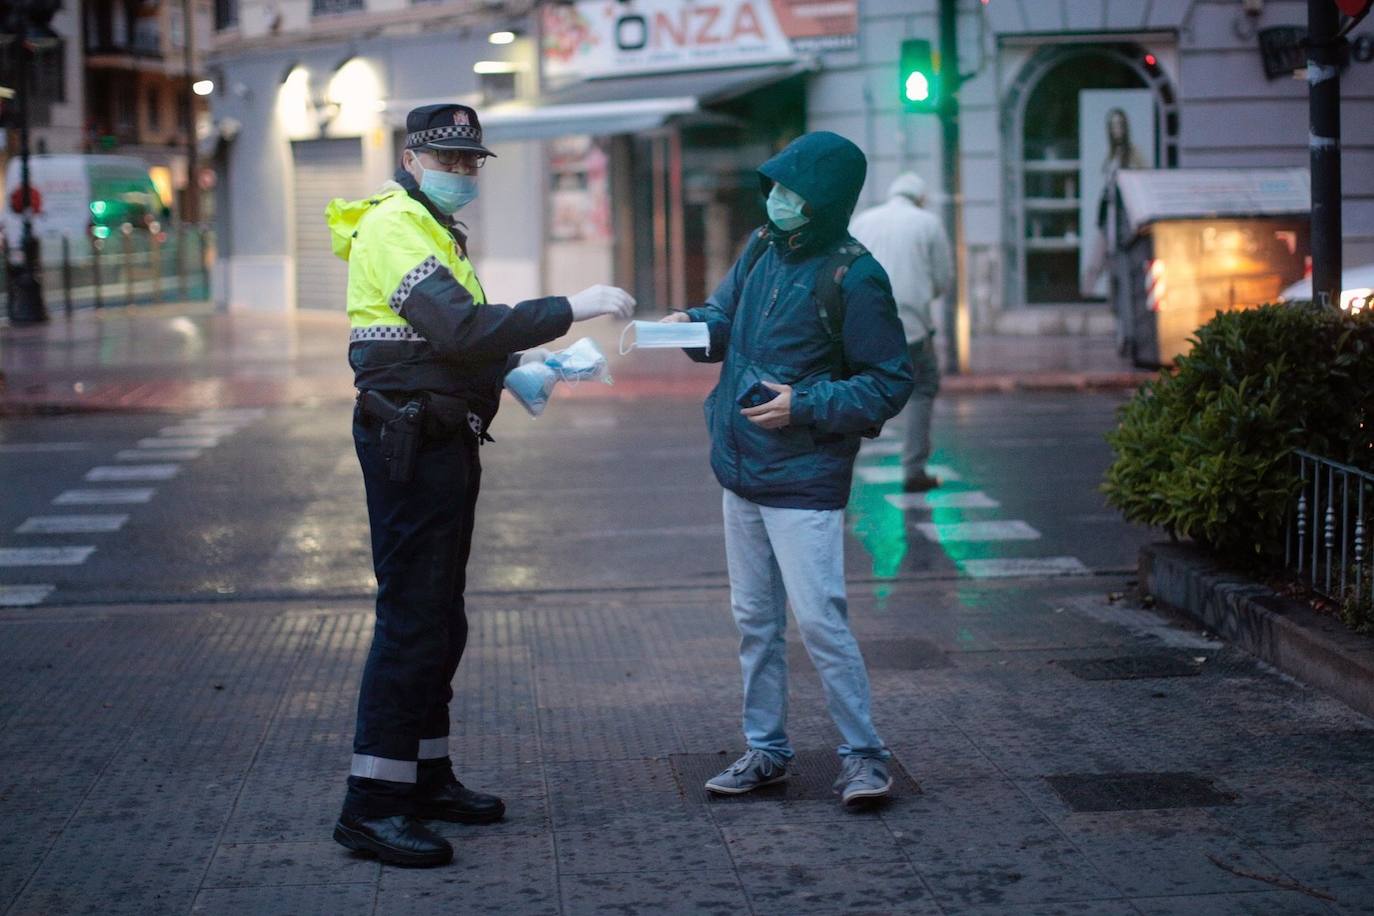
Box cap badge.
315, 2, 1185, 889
453, 110, 470, 126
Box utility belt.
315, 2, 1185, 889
355, 389, 489, 483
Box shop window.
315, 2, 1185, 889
1021, 51, 1150, 305
312, 0, 364, 15
147, 86, 161, 132
214, 0, 238, 30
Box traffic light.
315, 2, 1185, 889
899, 38, 940, 113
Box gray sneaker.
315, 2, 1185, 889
833, 756, 893, 805
704, 749, 788, 795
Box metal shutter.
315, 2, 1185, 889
292, 138, 368, 311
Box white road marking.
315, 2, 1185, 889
117, 449, 202, 461
196, 408, 266, 421
138, 437, 219, 449
0, 584, 55, 606
885, 491, 1001, 510
17, 515, 129, 534
960, 557, 1091, 579
55, 489, 155, 505
85, 465, 180, 482
855, 463, 963, 485
915, 520, 1041, 542
0, 443, 91, 454
159, 425, 240, 438
857, 441, 903, 458
0, 547, 96, 566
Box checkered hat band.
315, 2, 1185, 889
407, 125, 482, 147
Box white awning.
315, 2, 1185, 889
385, 61, 813, 142
1116, 168, 1311, 235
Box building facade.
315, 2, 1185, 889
208, 0, 1374, 348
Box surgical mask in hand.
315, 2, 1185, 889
547, 337, 611, 384
766, 184, 809, 231
504, 362, 558, 417
419, 166, 479, 215
619, 320, 711, 355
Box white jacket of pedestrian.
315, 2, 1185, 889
849, 173, 954, 345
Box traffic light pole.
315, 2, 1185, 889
10, 29, 47, 324
938, 0, 965, 372
1308, 0, 1342, 309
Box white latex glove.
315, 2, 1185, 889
518, 347, 553, 367
568, 285, 636, 321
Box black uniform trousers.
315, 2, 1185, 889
344, 407, 481, 817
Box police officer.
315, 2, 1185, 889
326, 103, 635, 867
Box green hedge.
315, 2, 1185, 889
1104, 302, 1374, 565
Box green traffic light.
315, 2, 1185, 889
904, 71, 930, 103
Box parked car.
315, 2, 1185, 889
1279, 263, 1374, 312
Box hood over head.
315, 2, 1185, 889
888, 172, 927, 204
758, 131, 867, 256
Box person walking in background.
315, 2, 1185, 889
662, 132, 913, 806
326, 103, 635, 868
849, 173, 952, 493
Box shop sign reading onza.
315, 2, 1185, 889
542, 0, 857, 80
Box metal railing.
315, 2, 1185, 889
1, 225, 214, 317
1287, 449, 1374, 611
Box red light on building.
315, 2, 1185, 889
1145, 53, 1158, 67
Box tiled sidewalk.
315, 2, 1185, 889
1, 579, 1371, 914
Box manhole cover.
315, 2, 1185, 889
1046, 772, 1235, 812
670, 749, 921, 805
789, 638, 948, 671
1057, 654, 1203, 681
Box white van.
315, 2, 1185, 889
1, 154, 167, 255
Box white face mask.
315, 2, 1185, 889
619, 320, 711, 355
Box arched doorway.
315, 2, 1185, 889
1002, 43, 1178, 308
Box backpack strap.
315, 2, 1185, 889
813, 239, 869, 379
738, 226, 770, 289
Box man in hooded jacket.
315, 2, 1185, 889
661, 132, 913, 805
326, 103, 635, 867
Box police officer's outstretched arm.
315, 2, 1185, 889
365, 210, 633, 362
789, 266, 915, 434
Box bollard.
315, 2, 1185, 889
91, 235, 104, 309
61, 236, 72, 317
177, 225, 188, 299
122, 224, 134, 307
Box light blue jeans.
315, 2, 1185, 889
721, 489, 889, 761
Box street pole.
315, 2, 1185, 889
182, 0, 199, 224
10, 20, 47, 324
938, 0, 966, 372
1308, 0, 1342, 309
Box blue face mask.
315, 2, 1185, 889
418, 164, 479, 215
766, 184, 809, 231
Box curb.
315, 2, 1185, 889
943, 371, 1155, 393
1140, 542, 1374, 718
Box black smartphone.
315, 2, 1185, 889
736, 380, 779, 408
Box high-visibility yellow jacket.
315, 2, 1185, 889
326, 172, 572, 428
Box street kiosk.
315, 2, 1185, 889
1111, 168, 1311, 367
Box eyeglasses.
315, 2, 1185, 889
427, 149, 487, 171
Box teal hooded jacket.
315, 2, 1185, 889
685, 132, 915, 510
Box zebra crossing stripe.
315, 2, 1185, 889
857, 440, 903, 458
137, 438, 219, 449
0, 547, 96, 566
55, 489, 155, 505
0, 584, 55, 606
159, 424, 240, 438
0, 443, 91, 454
17, 515, 129, 534
959, 557, 1091, 579
196, 408, 265, 421
855, 464, 963, 485
117, 449, 202, 461
885, 491, 1001, 510
914, 520, 1041, 543
85, 465, 181, 482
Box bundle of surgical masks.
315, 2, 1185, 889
618, 320, 710, 356
504, 337, 612, 417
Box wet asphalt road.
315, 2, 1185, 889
0, 389, 1151, 608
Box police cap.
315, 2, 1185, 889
404, 104, 496, 158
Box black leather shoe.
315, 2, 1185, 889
903, 472, 941, 493
415, 778, 506, 824
333, 814, 453, 867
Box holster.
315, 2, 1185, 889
360, 390, 424, 483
